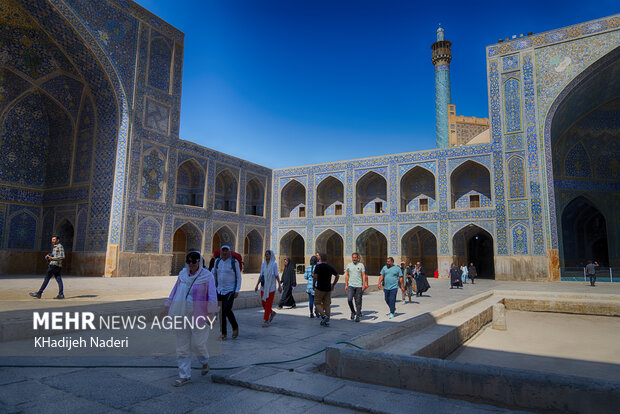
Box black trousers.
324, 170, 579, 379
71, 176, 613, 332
589, 274, 596, 286
218, 292, 238, 335
39, 265, 63, 296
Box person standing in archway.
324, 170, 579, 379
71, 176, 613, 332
585, 260, 599, 287
30, 235, 65, 299
345, 252, 368, 322
468, 262, 477, 284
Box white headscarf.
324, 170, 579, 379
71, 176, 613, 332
169, 251, 214, 317
260, 249, 278, 301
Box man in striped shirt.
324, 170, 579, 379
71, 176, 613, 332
29, 235, 65, 299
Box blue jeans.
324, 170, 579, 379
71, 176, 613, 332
384, 288, 398, 314
307, 292, 315, 313
39, 265, 63, 296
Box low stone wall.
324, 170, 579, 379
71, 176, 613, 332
116, 252, 173, 277
325, 345, 620, 413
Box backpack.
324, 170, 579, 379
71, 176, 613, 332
213, 250, 242, 292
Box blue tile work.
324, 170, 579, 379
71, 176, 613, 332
0, 204, 5, 249
0, 68, 32, 113
73, 97, 95, 184
40, 75, 83, 120
434, 63, 451, 148
141, 148, 166, 201
511, 223, 528, 254
136, 216, 162, 253
564, 143, 591, 177
502, 54, 519, 72
503, 77, 521, 133
508, 155, 526, 198
8, 210, 37, 250
505, 132, 524, 152
148, 31, 173, 91
74, 205, 88, 251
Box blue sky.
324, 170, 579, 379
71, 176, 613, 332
135, 0, 617, 169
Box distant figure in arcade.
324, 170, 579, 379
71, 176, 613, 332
460, 263, 469, 284
277, 257, 297, 309
468, 262, 477, 284
450, 263, 463, 289
585, 260, 599, 287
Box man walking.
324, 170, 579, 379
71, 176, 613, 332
30, 235, 65, 299
344, 252, 368, 322
212, 245, 242, 340
468, 262, 477, 284
585, 260, 599, 287
378, 257, 403, 319
313, 254, 339, 327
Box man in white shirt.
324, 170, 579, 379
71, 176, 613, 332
212, 245, 242, 339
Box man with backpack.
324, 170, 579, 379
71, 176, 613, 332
212, 245, 242, 340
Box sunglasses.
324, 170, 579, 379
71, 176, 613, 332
186, 259, 199, 264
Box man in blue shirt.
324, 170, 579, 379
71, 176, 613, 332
378, 257, 403, 319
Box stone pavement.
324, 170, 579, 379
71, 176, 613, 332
1, 276, 618, 413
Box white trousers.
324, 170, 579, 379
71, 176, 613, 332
175, 326, 210, 379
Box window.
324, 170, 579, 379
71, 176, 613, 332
335, 204, 343, 215
252, 205, 258, 216
419, 198, 428, 211
470, 194, 480, 208
299, 206, 306, 217
375, 202, 383, 214
320, 205, 325, 216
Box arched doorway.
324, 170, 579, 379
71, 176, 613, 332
56, 219, 74, 274
315, 230, 344, 274
400, 167, 436, 212
452, 224, 494, 278
316, 176, 344, 216
176, 160, 205, 207
172, 223, 203, 274
561, 197, 609, 267
356, 228, 387, 276
214, 169, 238, 212
212, 226, 235, 253
280, 180, 306, 218
450, 161, 491, 209
401, 226, 437, 273
279, 230, 305, 270
547, 47, 619, 268
356, 172, 387, 214
244, 230, 263, 272
245, 178, 265, 216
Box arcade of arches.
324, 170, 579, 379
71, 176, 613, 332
172, 223, 203, 274
356, 172, 387, 214
316, 176, 344, 216
176, 160, 205, 207
280, 180, 306, 218
450, 161, 491, 210
401, 227, 437, 274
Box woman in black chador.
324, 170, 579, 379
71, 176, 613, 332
414, 262, 430, 296
278, 257, 297, 308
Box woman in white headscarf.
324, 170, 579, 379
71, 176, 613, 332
159, 251, 218, 387
254, 250, 282, 327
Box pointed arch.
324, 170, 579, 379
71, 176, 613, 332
315, 229, 344, 274
356, 171, 387, 214
280, 179, 306, 218
316, 175, 344, 216
400, 166, 436, 212
176, 159, 205, 207
560, 196, 609, 267
7, 210, 38, 250
450, 160, 491, 209
215, 169, 238, 212
452, 224, 494, 279
136, 217, 161, 254
279, 230, 305, 269
355, 227, 387, 275
401, 226, 438, 272
244, 229, 263, 272
212, 225, 235, 253
245, 178, 265, 216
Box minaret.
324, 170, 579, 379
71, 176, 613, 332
431, 26, 452, 148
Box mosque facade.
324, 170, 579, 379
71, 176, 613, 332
0, 0, 617, 280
